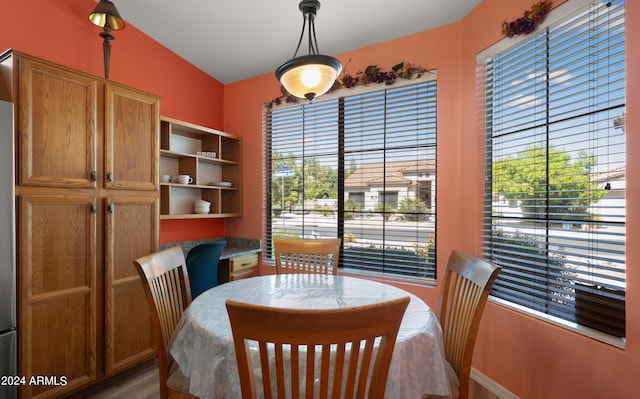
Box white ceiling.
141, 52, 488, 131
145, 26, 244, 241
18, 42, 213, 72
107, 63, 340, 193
114, 0, 481, 84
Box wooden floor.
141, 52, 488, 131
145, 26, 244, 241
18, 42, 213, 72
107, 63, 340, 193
84, 365, 160, 399
85, 363, 502, 399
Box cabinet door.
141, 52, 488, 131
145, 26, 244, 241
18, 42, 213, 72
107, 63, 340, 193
104, 84, 159, 191
18, 194, 98, 399
17, 57, 98, 188
104, 195, 158, 375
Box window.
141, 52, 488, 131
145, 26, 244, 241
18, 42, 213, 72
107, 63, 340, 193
380, 192, 399, 208
349, 192, 365, 208
266, 80, 437, 280
483, 0, 626, 338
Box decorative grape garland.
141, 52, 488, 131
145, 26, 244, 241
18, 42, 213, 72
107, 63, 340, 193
501, 0, 552, 38
266, 61, 434, 109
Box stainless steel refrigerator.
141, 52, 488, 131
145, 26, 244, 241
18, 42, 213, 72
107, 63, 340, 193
0, 100, 17, 399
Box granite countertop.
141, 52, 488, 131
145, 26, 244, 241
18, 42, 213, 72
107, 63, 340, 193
160, 237, 261, 259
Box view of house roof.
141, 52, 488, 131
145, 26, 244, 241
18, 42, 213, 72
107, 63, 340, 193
345, 159, 436, 188
591, 165, 626, 182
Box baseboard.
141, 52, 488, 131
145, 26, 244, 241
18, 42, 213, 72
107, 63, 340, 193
471, 368, 520, 399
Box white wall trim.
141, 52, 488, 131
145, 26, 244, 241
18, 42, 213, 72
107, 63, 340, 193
471, 368, 520, 399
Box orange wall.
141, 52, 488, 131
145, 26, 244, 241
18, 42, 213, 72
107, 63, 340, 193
224, 0, 640, 398
0, 0, 227, 244
3, 0, 639, 397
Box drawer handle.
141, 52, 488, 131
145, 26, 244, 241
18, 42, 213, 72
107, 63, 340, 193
241, 262, 252, 266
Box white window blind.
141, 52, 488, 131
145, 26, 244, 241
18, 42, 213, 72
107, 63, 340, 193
483, 0, 626, 337
266, 80, 437, 280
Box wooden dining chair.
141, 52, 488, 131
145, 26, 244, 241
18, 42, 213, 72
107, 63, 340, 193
273, 237, 341, 275
436, 250, 501, 399
226, 296, 410, 399
133, 246, 198, 399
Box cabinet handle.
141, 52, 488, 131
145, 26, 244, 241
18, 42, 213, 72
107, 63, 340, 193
90, 171, 97, 181
107, 172, 113, 182
91, 203, 97, 213
242, 262, 252, 266
108, 203, 114, 213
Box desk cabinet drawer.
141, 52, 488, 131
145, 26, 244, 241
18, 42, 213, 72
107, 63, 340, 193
219, 253, 260, 284
230, 254, 259, 272
230, 267, 259, 281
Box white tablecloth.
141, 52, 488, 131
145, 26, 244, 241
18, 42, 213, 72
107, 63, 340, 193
169, 274, 451, 398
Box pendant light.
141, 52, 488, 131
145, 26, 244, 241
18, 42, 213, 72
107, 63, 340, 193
89, 0, 126, 79
276, 0, 342, 101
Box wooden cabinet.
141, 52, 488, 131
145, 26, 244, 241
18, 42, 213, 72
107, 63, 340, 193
104, 84, 159, 191
16, 55, 99, 188
18, 193, 98, 398
104, 195, 158, 374
1, 51, 160, 399
160, 117, 241, 218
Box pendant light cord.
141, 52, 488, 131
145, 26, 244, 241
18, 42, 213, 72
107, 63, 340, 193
292, 15, 307, 58
292, 4, 320, 58
309, 17, 319, 55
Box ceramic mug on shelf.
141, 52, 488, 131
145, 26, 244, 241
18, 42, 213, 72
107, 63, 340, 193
177, 175, 193, 184
160, 174, 171, 183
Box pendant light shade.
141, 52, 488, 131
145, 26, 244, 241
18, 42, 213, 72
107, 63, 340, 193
276, 0, 342, 101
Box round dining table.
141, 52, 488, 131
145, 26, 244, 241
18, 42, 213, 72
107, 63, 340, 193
169, 273, 452, 399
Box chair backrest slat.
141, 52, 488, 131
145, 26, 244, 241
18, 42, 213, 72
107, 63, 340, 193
227, 296, 409, 399
274, 238, 342, 275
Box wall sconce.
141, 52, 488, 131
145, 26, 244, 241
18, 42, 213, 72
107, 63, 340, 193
276, 0, 342, 101
88, 0, 126, 79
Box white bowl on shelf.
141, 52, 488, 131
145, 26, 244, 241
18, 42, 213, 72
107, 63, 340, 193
194, 205, 210, 214
194, 200, 211, 214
